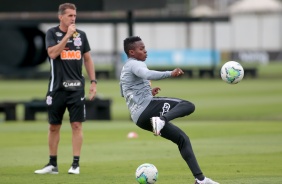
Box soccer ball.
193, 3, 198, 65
135, 163, 158, 184
220, 61, 244, 84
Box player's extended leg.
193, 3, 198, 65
137, 119, 204, 180
161, 124, 220, 183
136, 98, 202, 176
160, 122, 204, 179
137, 98, 220, 183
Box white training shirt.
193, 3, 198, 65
120, 58, 172, 123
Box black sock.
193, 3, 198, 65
72, 156, 80, 166
195, 174, 205, 181
49, 155, 57, 167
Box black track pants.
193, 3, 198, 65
136, 97, 203, 178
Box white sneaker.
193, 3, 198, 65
150, 117, 165, 136
195, 177, 220, 184
68, 165, 80, 174
34, 164, 58, 174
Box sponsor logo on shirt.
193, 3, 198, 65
61, 50, 81, 60
73, 37, 82, 47
56, 32, 63, 37
57, 39, 72, 43
62, 80, 82, 89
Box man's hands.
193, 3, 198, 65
89, 83, 97, 100
67, 24, 76, 38
152, 87, 161, 96
171, 68, 184, 77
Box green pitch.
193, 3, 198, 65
0, 63, 282, 183
0, 78, 281, 121
0, 121, 281, 184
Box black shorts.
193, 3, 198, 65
46, 90, 86, 124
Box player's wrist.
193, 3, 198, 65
90, 79, 97, 84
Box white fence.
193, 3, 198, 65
40, 12, 282, 53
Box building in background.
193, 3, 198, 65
39, 0, 282, 52
1, 0, 282, 78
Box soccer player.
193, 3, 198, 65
120, 36, 219, 184
34, 3, 97, 175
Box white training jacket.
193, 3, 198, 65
120, 58, 172, 123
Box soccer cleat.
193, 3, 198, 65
150, 117, 165, 136
195, 177, 220, 184
34, 164, 58, 174
68, 165, 80, 174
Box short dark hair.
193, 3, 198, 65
58, 3, 76, 15
123, 36, 142, 56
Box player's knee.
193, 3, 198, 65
177, 131, 190, 146
182, 101, 195, 114
49, 124, 60, 133
189, 102, 195, 113
71, 122, 82, 131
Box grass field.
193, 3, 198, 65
0, 63, 282, 183
0, 78, 281, 121
0, 121, 281, 184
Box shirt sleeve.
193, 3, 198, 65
131, 61, 171, 80
82, 32, 91, 54
45, 29, 57, 49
